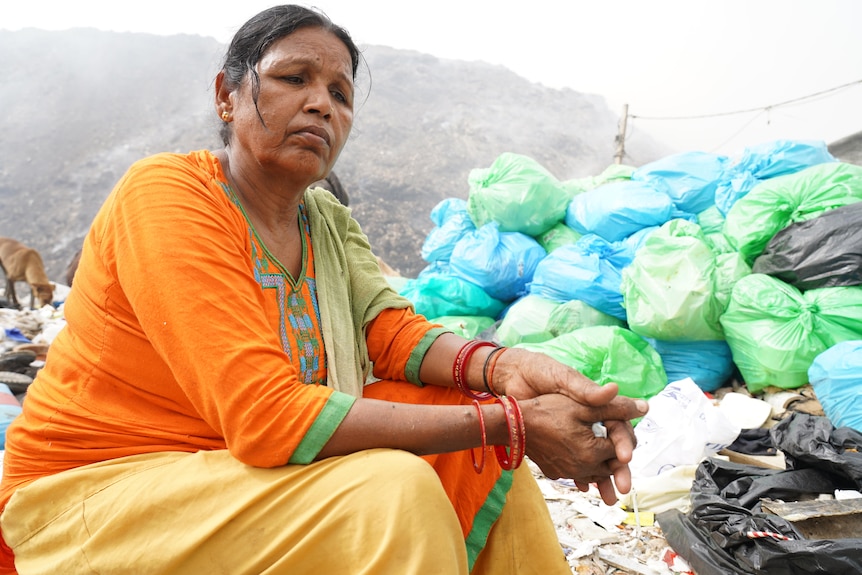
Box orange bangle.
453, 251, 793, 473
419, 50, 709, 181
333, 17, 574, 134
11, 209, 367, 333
453, 340, 495, 400
470, 399, 487, 474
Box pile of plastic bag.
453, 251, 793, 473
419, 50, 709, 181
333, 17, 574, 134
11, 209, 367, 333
658, 412, 862, 575
399, 141, 862, 412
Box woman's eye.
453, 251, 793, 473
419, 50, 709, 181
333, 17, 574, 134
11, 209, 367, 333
282, 76, 303, 85
331, 91, 346, 104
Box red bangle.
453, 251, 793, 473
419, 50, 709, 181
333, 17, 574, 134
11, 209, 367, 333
494, 395, 526, 470
483, 347, 507, 396
470, 399, 487, 474
453, 340, 496, 400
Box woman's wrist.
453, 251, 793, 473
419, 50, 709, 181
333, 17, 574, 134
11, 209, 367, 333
480, 402, 510, 446
454, 340, 496, 399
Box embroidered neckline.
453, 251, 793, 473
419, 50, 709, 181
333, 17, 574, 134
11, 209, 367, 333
223, 183, 309, 291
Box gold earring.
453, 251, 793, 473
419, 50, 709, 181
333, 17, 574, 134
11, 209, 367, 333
221, 111, 230, 122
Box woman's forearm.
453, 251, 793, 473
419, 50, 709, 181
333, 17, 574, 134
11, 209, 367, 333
418, 332, 498, 395
316, 397, 508, 460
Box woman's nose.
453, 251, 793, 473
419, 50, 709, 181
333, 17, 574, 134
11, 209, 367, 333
304, 85, 332, 117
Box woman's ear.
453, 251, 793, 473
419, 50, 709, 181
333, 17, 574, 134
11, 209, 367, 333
214, 70, 232, 116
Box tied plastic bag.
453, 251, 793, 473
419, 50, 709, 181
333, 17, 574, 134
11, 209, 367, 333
497, 294, 623, 346
752, 200, 862, 291
621, 218, 750, 341
546, 299, 624, 337
495, 294, 561, 346
629, 378, 741, 478
562, 163, 635, 197
399, 263, 506, 320
645, 338, 735, 393
565, 179, 676, 242
529, 230, 655, 320
515, 325, 667, 403
723, 162, 862, 264
420, 197, 475, 263
714, 170, 759, 217
719, 274, 862, 392
535, 221, 581, 254
466, 152, 569, 236
631, 150, 729, 215
733, 138, 837, 180
449, 223, 547, 302
809, 340, 862, 434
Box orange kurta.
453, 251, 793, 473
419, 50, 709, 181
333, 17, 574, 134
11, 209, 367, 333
0, 150, 509, 573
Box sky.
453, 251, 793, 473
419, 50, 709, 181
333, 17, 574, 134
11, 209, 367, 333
4, 0, 862, 157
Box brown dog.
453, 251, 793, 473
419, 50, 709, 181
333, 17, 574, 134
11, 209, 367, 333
0, 237, 55, 309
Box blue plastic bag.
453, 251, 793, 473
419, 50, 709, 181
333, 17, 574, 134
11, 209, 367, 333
714, 170, 759, 217
645, 338, 735, 392
529, 233, 642, 320
565, 179, 675, 242
734, 139, 836, 180
449, 223, 547, 302
420, 198, 476, 263
809, 340, 862, 433
632, 150, 729, 214
3, 328, 31, 343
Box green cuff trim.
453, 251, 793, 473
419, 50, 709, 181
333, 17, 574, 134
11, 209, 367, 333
404, 326, 451, 385
465, 469, 514, 570
289, 391, 356, 464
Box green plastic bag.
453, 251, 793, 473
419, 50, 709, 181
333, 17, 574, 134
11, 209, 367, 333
430, 315, 496, 339
497, 295, 561, 346
724, 162, 862, 264
704, 231, 734, 254
547, 299, 624, 337
515, 325, 667, 401
562, 163, 636, 198
467, 152, 569, 236
498, 295, 625, 346
621, 219, 750, 341
719, 274, 862, 393
696, 205, 725, 234
536, 222, 582, 253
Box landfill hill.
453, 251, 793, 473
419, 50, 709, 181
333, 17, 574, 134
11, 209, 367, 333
0, 28, 670, 282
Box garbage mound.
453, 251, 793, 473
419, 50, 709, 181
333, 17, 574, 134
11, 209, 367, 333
403, 139, 862, 399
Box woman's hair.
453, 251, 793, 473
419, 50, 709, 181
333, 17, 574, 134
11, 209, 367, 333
218, 4, 361, 145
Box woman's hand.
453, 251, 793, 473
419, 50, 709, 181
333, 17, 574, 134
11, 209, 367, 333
490, 347, 611, 400
517, 393, 638, 505
489, 348, 647, 502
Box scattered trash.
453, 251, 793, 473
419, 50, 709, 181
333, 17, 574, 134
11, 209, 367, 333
628, 378, 741, 479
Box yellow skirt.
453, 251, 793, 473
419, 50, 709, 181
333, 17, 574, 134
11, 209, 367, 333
2, 384, 570, 574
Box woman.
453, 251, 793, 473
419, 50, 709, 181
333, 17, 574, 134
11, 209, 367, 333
0, 6, 646, 574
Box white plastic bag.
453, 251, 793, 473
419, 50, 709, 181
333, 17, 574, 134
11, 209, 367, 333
629, 377, 741, 478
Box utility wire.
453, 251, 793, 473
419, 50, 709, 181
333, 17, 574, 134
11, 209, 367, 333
629, 78, 862, 121
708, 109, 768, 154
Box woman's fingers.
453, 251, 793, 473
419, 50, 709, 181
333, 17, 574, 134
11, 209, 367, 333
604, 419, 637, 464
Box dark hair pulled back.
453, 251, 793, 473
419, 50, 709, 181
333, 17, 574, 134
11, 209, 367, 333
218, 4, 360, 146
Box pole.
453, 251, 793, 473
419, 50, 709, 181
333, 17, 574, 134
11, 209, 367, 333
613, 103, 629, 164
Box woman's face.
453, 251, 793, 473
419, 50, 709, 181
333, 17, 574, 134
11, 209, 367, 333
227, 27, 354, 186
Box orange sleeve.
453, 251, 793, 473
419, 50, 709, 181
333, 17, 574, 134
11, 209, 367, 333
366, 307, 449, 383
5, 153, 349, 476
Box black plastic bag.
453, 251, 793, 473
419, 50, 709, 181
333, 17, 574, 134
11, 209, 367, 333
770, 412, 862, 490
752, 201, 862, 291
658, 413, 862, 574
